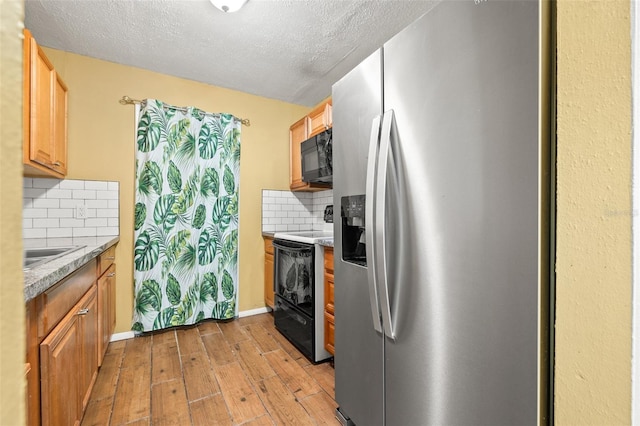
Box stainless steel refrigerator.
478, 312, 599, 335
331, 1, 552, 425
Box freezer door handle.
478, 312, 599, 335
375, 109, 396, 341
365, 115, 383, 334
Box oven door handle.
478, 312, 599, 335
272, 240, 313, 251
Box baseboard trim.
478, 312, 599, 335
110, 331, 135, 342
238, 306, 272, 317
109, 307, 273, 342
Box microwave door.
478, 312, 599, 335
302, 141, 320, 182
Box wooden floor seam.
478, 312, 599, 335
80, 312, 338, 426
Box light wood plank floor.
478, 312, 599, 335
81, 313, 339, 426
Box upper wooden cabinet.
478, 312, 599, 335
289, 116, 310, 191
308, 99, 332, 138
289, 98, 332, 192
23, 29, 68, 178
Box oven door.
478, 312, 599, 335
272, 239, 315, 317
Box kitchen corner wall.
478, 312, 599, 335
42, 47, 311, 333
22, 178, 119, 248
261, 189, 333, 233
555, 0, 632, 423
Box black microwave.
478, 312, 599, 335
301, 128, 332, 184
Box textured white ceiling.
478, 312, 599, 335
24, 0, 439, 107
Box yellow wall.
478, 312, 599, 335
43, 48, 310, 333
0, 0, 26, 424
555, 0, 632, 423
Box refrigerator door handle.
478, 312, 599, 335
375, 109, 396, 341
365, 115, 384, 334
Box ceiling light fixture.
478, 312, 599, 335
210, 0, 248, 13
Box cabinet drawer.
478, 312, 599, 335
38, 259, 97, 339
97, 245, 116, 276
264, 237, 274, 255
324, 247, 334, 273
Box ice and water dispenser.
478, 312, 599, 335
341, 195, 367, 266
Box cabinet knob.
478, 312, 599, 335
107, 273, 116, 277
106, 256, 115, 260
52, 161, 61, 167
77, 308, 90, 315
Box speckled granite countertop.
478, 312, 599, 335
24, 235, 120, 302
317, 239, 334, 248
261, 231, 332, 247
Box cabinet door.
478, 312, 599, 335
264, 238, 274, 309
308, 100, 332, 137
108, 264, 117, 339
79, 288, 98, 412
51, 72, 68, 175
40, 310, 81, 426
289, 116, 309, 190
323, 248, 335, 355
98, 263, 116, 365
29, 38, 55, 169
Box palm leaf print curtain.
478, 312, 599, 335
132, 99, 241, 333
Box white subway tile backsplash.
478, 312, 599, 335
46, 237, 73, 247
86, 218, 108, 227
85, 181, 108, 190
99, 190, 119, 200
48, 209, 73, 218
261, 188, 333, 233
33, 218, 60, 228
47, 228, 72, 238
23, 228, 47, 239
86, 200, 108, 209
24, 188, 47, 199
46, 189, 72, 199
73, 228, 97, 237
60, 218, 85, 228
23, 208, 48, 218
73, 189, 96, 199
33, 198, 60, 209
32, 178, 59, 189
100, 209, 119, 218
58, 180, 85, 190
23, 178, 120, 241
97, 227, 120, 236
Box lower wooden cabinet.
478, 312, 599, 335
324, 247, 335, 355
26, 244, 118, 426
40, 286, 97, 426
98, 262, 116, 365
264, 237, 274, 309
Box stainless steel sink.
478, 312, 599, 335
23, 245, 86, 270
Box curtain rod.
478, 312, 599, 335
119, 95, 251, 127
